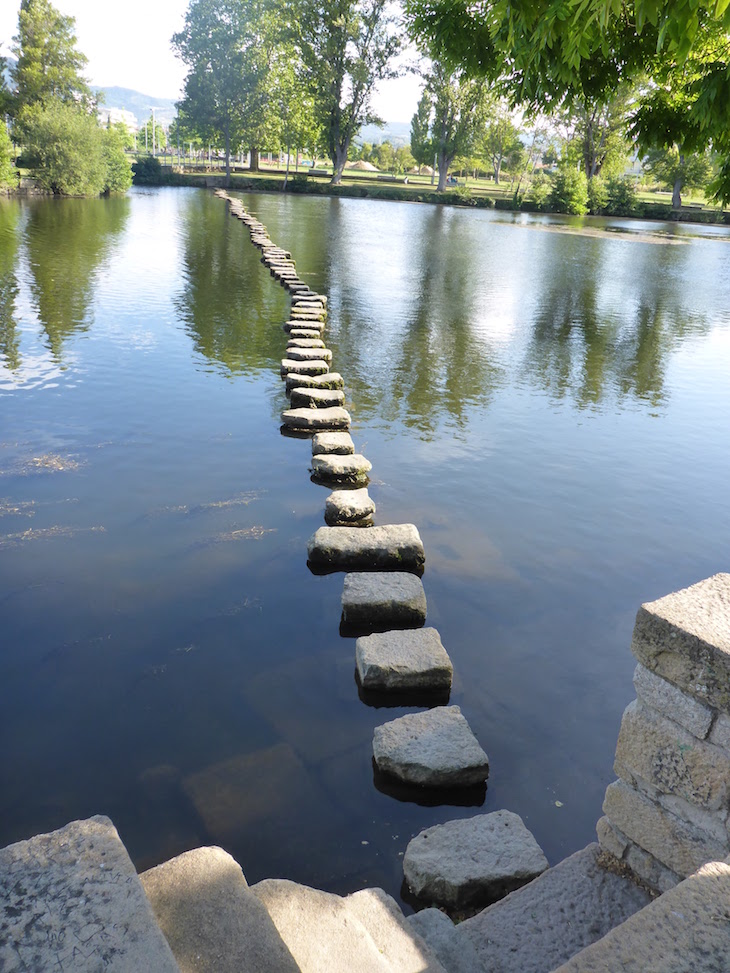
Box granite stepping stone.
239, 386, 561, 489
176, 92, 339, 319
280, 359, 329, 377
356, 628, 452, 692
313, 432, 355, 455
287, 338, 326, 349
308, 524, 425, 573
281, 407, 351, 431
284, 321, 326, 334
286, 328, 325, 340
286, 347, 333, 363
290, 387, 346, 409
292, 292, 327, 304
403, 811, 549, 909
372, 706, 489, 789
311, 453, 372, 483
341, 572, 427, 634
325, 488, 375, 526
285, 372, 344, 393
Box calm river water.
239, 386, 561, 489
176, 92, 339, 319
1, 187, 729, 904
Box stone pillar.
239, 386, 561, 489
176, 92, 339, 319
597, 573, 730, 892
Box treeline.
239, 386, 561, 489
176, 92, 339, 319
1, 0, 132, 196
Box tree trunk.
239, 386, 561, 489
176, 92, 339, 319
224, 119, 231, 187
330, 142, 349, 185
437, 150, 452, 192
283, 144, 291, 190
671, 179, 682, 209
249, 147, 259, 172
494, 159, 501, 185
295, 147, 299, 174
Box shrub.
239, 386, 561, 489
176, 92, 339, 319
605, 176, 638, 216
548, 166, 589, 215
587, 176, 608, 215
0, 124, 17, 190
132, 154, 162, 184
524, 171, 551, 211
18, 100, 106, 196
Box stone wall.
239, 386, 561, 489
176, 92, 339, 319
597, 572, 730, 892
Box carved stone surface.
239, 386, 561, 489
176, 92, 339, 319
356, 628, 452, 691
308, 524, 424, 572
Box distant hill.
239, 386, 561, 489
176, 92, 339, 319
94, 86, 178, 128
358, 121, 410, 148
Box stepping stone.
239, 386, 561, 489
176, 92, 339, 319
0, 816, 179, 973
287, 338, 326, 349
454, 843, 652, 973
280, 358, 329, 377
406, 910, 481, 973
251, 880, 448, 973
285, 372, 344, 393
308, 524, 425, 573
287, 328, 325, 340
284, 320, 326, 334
313, 431, 355, 455
281, 407, 351, 431
290, 387, 345, 409
311, 453, 372, 483
325, 487, 375, 526
373, 706, 489, 788
356, 627, 452, 692
142, 846, 300, 973
403, 811, 549, 910
341, 572, 427, 633
292, 292, 327, 304
286, 347, 333, 363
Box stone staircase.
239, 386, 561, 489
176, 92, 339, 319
3, 815, 730, 973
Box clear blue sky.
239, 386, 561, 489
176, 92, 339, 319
1, 0, 423, 121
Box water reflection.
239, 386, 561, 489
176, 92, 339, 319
521, 235, 710, 409
175, 193, 289, 375
25, 197, 130, 362
0, 202, 22, 372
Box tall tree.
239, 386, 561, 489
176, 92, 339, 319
11, 0, 91, 114
288, 0, 403, 184
480, 108, 521, 184
173, 0, 271, 183
410, 88, 433, 168
425, 61, 490, 191
643, 146, 713, 210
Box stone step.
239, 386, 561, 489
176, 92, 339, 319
308, 524, 424, 573
311, 452, 372, 483
403, 811, 548, 911
290, 386, 345, 409
141, 846, 300, 973
373, 705, 489, 789
313, 431, 355, 455
250, 878, 448, 973
280, 358, 330, 377
287, 338, 326, 349
285, 371, 344, 393
281, 406, 351, 431
341, 571, 427, 634
325, 487, 375, 526
0, 815, 180, 972
284, 320, 326, 334
286, 346, 333, 363
551, 856, 730, 972
355, 627, 452, 692
451, 843, 652, 973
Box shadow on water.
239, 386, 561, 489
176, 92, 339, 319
24, 196, 131, 363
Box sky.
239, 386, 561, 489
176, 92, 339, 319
0, 0, 424, 122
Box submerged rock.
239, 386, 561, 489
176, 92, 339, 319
403, 811, 549, 909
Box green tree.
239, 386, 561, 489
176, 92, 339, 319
0, 123, 17, 189
289, 0, 403, 184
410, 88, 433, 168
480, 108, 521, 184
424, 61, 490, 191
642, 146, 713, 209
11, 0, 91, 114
394, 145, 416, 174
173, 0, 270, 183
372, 140, 395, 171
101, 124, 133, 194
548, 163, 589, 215
138, 114, 168, 154
18, 100, 105, 195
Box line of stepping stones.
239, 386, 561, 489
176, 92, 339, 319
214, 188, 550, 915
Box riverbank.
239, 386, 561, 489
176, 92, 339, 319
130, 166, 730, 226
